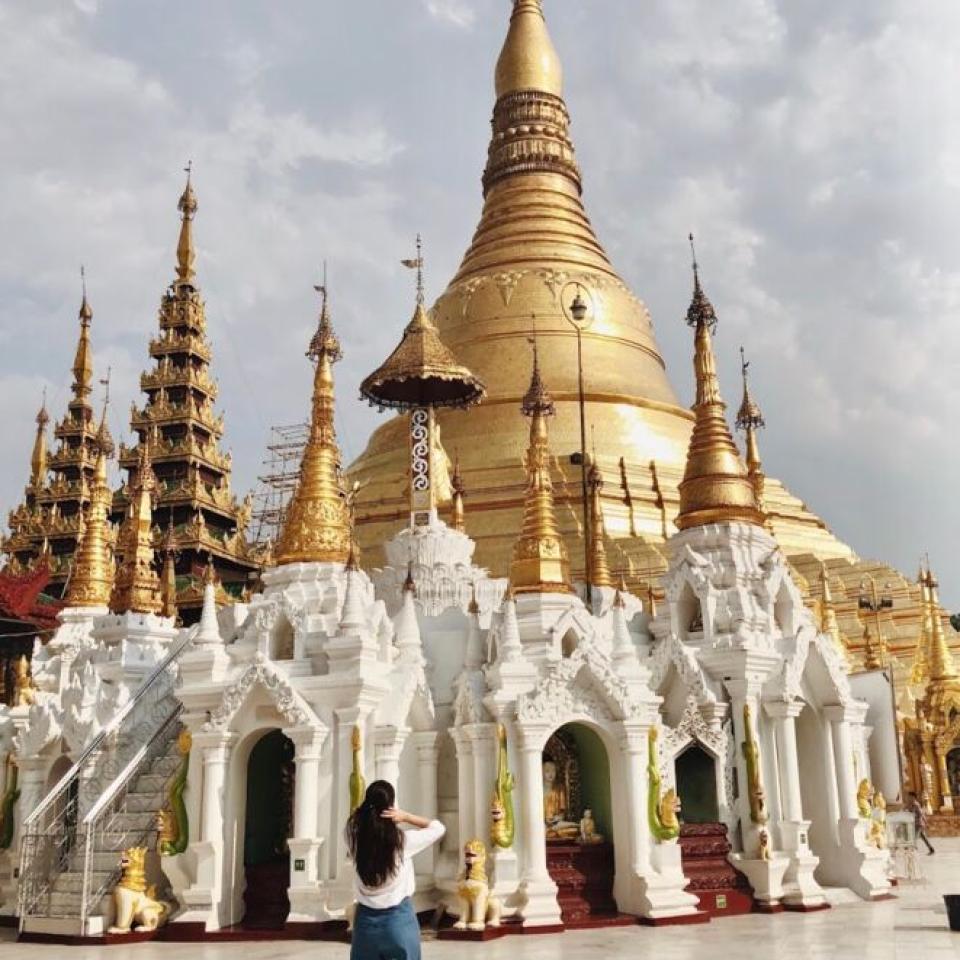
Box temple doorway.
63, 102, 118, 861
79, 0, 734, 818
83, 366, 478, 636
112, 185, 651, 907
241, 729, 295, 929
543, 723, 622, 927
675, 743, 719, 823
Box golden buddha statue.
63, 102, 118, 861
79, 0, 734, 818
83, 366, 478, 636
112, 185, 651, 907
542, 759, 579, 840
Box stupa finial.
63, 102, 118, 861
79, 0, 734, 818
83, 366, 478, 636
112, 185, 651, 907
175, 161, 199, 284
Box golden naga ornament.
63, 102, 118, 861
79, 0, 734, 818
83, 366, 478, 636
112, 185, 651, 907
648, 726, 680, 842
13, 654, 36, 708
741, 703, 768, 825
490, 723, 515, 849
276, 286, 352, 566
510, 339, 573, 595
856, 778, 874, 819
349, 724, 365, 813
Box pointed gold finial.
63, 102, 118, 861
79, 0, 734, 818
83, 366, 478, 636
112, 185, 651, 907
817, 561, 845, 655
451, 453, 466, 533
676, 236, 764, 531
924, 564, 958, 682
735, 346, 767, 514
175, 162, 199, 285
495, 0, 562, 99
587, 454, 613, 588
111, 436, 162, 615
72, 267, 94, 402
159, 514, 179, 620
276, 282, 352, 565
30, 391, 50, 490
510, 336, 573, 594
65, 385, 114, 608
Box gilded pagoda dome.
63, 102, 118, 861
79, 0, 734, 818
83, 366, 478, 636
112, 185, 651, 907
347, 0, 857, 581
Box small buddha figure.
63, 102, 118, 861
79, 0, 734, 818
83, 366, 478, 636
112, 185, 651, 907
579, 808, 603, 844
542, 759, 579, 840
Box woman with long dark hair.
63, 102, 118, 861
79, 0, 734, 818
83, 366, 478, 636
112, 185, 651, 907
346, 779, 445, 960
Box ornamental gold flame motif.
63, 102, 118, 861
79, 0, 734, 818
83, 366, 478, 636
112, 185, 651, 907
741, 704, 768, 826
276, 289, 352, 566
510, 341, 573, 594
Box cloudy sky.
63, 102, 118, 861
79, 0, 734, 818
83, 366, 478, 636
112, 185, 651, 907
0, 0, 957, 608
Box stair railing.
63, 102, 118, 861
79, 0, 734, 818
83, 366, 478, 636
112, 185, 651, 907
17, 630, 194, 929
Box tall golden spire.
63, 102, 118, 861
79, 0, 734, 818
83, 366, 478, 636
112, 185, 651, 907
510, 339, 573, 594
72, 268, 94, 402
111, 439, 162, 615
817, 561, 846, 656
925, 566, 957, 682
65, 398, 114, 608
676, 237, 764, 531
276, 284, 352, 565
29, 394, 50, 490
587, 455, 613, 589
495, 0, 562, 99
735, 347, 767, 515
175, 162, 198, 286
159, 517, 179, 620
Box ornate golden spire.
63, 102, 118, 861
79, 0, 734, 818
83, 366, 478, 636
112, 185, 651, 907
925, 566, 958, 682
495, 0, 562, 99
861, 621, 885, 671
65, 399, 114, 608
175, 162, 198, 286
587, 455, 613, 588
159, 517, 179, 620
510, 339, 573, 594
817, 561, 846, 655
72, 268, 94, 402
276, 284, 352, 565
111, 438, 162, 615
735, 346, 767, 514
30, 394, 50, 489
676, 237, 764, 531
451, 454, 466, 533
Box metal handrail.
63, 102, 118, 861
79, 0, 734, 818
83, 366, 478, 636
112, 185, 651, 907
23, 630, 193, 829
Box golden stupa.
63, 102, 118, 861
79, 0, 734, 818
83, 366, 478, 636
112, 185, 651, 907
347, 0, 949, 669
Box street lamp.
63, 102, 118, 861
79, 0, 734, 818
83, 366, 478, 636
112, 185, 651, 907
561, 281, 594, 604
859, 575, 893, 668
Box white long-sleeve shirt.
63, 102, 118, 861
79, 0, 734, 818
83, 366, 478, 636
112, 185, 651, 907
354, 819, 446, 909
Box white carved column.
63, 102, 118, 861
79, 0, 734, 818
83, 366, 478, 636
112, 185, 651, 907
181, 730, 237, 927
286, 724, 328, 920
373, 726, 408, 794
516, 722, 561, 928
411, 730, 439, 880
765, 700, 826, 909
452, 728, 475, 855
825, 706, 858, 821
466, 723, 496, 842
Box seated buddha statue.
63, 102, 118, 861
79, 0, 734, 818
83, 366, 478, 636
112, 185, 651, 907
542, 759, 580, 840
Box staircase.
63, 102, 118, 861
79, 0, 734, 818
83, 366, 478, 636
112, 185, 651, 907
18, 639, 190, 938
546, 841, 635, 929
678, 823, 754, 917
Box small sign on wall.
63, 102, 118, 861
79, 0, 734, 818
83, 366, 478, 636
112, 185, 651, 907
715, 894, 728, 910
294, 859, 305, 872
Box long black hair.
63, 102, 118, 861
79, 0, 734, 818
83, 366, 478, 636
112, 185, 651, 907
345, 780, 404, 888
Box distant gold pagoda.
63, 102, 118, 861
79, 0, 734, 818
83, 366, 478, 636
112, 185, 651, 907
114, 169, 257, 620
3, 277, 104, 594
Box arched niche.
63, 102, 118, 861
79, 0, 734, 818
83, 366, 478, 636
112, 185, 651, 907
269, 614, 295, 662
675, 742, 719, 823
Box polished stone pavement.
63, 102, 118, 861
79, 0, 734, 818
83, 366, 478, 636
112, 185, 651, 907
3, 839, 959, 959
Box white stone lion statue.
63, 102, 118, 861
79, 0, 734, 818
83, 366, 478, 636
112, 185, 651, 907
453, 839, 502, 932
108, 846, 170, 934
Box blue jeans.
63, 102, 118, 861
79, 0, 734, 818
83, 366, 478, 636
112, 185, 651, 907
351, 897, 421, 960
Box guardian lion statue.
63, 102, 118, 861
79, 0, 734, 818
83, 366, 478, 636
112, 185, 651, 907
108, 846, 170, 934
453, 839, 502, 932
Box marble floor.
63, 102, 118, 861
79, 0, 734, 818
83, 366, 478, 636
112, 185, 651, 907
3, 840, 959, 959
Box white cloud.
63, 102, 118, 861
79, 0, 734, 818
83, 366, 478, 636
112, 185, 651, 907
422, 0, 476, 29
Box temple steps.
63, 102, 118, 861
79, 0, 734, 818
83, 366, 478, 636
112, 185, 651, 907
678, 822, 755, 918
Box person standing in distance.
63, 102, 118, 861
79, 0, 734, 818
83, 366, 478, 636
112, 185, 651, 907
346, 780, 445, 959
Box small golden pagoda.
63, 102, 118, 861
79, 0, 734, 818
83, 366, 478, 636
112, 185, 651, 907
676, 241, 764, 532
275, 285, 352, 566
735, 347, 767, 517
4, 276, 104, 592
111, 440, 162, 615
65, 406, 116, 608
510, 340, 573, 595
586, 456, 613, 589
115, 168, 257, 619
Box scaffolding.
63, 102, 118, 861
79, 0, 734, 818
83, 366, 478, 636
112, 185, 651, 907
250, 423, 309, 547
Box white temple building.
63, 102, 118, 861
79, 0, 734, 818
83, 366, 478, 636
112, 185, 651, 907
0, 251, 895, 942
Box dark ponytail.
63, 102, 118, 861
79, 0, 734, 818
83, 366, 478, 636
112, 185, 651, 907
346, 780, 403, 888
